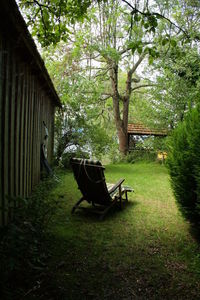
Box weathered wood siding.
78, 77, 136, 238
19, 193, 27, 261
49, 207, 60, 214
0, 31, 55, 226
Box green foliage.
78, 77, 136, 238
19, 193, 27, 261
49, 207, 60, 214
109, 144, 157, 164
124, 150, 157, 163
130, 47, 200, 130
43, 43, 115, 161
0, 176, 60, 299
18, 0, 97, 46
135, 136, 167, 152
20, 0, 200, 158
61, 149, 90, 169
167, 105, 200, 225
108, 145, 121, 164
18, 0, 200, 49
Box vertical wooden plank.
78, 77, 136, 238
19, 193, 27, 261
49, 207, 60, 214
14, 59, 20, 200
35, 89, 39, 184
34, 87, 39, 184
28, 74, 31, 194
51, 106, 55, 163
32, 84, 37, 188
46, 99, 50, 160
41, 93, 45, 170
27, 72, 34, 195
3, 39, 10, 225
34, 84, 38, 186
34, 89, 38, 184
8, 45, 16, 221
37, 91, 42, 182
0, 33, 3, 225
29, 76, 34, 192
23, 66, 28, 197
47, 99, 51, 161
40, 93, 43, 146
48, 101, 53, 163
32, 83, 37, 188
29, 71, 32, 194
10, 49, 16, 195
19, 65, 25, 198
25, 69, 30, 196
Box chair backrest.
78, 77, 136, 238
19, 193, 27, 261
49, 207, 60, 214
70, 158, 111, 205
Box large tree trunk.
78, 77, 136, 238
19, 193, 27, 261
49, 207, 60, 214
109, 54, 146, 157
117, 99, 129, 156
118, 127, 128, 155
112, 95, 129, 156
110, 62, 130, 156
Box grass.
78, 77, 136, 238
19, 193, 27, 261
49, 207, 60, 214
41, 162, 200, 299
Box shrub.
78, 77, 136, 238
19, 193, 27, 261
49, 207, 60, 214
167, 105, 200, 225
125, 150, 157, 163
0, 176, 60, 299
61, 149, 89, 169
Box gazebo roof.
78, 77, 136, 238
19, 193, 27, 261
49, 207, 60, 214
128, 123, 167, 136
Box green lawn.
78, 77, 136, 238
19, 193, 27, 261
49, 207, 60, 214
45, 162, 200, 299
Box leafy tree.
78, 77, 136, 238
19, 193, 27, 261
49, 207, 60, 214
124, 0, 200, 128
131, 46, 200, 131
18, 0, 101, 46
55, 0, 164, 156
18, 0, 200, 47
19, 0, 200, 156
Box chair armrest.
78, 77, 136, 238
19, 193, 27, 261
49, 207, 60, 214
108, 178, 125, 194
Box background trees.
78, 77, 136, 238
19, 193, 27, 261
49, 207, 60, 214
130, 46, 200, 131
18, 0, 97, 46
18, 0, 200, 158
43, 43, 114, 162
18, 0, 200, 227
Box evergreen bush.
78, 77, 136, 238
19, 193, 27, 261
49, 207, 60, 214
167, 105, 200, 225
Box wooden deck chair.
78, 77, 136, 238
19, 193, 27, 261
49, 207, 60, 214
70, 158, 133, 220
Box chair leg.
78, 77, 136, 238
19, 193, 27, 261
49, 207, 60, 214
118, 185, 123, 210
71, 197, 85, 214
119, 191, 129, 209
125, 191, 128, 202
99, 199, 117, 220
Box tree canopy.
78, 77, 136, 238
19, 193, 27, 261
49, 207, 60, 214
18, 0, 200, 157
18, 0, 104, 46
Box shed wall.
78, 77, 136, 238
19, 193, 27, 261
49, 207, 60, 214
0, 31, 55, 226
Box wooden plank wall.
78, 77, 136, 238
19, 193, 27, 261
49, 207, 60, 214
0, 33, 55, 226
0, 32, 3, 226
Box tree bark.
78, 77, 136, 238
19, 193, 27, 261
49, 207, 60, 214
109, 61, 129, 156
112, 54, 146, 156
118, 126, 128, 155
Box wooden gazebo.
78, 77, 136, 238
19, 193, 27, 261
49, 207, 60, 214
127, 123, 168, 151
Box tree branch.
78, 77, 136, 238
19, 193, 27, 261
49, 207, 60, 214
99, 95, 112, 101
131, 84, 156, 92
121, 0, 190, 39
24, 0, 56, 14
130, 53, 146, 75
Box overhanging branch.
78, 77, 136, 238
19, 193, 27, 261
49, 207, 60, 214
131, 83, 156, 92
122, 0, 190, 39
